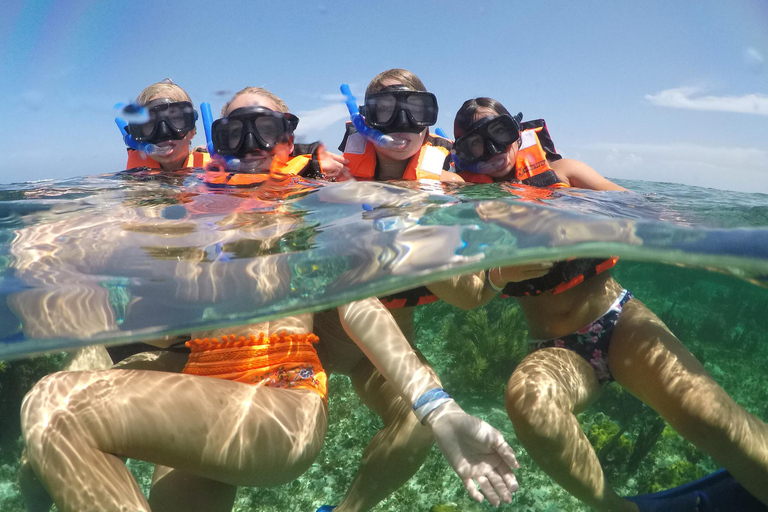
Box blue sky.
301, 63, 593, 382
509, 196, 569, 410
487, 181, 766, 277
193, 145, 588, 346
1, 0, 766, 193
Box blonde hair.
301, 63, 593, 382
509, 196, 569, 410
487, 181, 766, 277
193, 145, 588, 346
136, 78, 192, 105
365, 68, 427, 96
221, 87, 289, 116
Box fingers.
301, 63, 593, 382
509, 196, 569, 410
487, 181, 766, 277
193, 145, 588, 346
476, 475, 500, 506
495, 440, 520, 470
462, 477, 485, 504
498, 464, 519, 493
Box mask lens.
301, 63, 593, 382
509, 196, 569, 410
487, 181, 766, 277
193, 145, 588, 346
488, 119, 517, 144
137, 108, 159, 138
456, 134, 486, 163
370, 94, 397, 124
225, 119, 244, 149
165, 105, 189, 131
405, 94, 436, 123
254, 116, 284, 146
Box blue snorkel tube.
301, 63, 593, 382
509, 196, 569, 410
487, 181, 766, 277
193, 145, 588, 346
340, 84, 407, 150
200, 101, 239, 170
114, 117, 172, 157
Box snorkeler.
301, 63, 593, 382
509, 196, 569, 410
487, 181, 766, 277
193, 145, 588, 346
119, 79, 209, 171
18, 87, 520, 512
312, 69, 501, 512
453, 97, 768, 511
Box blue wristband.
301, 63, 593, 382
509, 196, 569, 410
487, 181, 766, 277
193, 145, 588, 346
413, 388, 453, 423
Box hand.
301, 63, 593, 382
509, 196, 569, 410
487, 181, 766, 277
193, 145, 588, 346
424, 400, 520, 506
316, 145, 352, 181
495, 262, 554, 283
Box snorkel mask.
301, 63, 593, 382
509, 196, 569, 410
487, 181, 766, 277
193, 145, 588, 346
340, 84, 408, 150
362, 85, 439, 135
201, 102, 299, 172
115, 99, 197, 157
451, 113, 523, 175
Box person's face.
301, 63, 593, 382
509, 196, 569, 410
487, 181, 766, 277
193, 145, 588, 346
455, 108, 518, 179
225, 93, 295, 173
370, 78, 428, 162
146, 95, 196, 167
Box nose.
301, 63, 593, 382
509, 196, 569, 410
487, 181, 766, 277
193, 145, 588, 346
242, 132, 259, 152
485, 139, 502, 156
395, 109, 409, 126
154, 121, 173, 142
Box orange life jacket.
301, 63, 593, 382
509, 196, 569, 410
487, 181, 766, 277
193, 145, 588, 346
340, 124, 455, 182
125, 149, 210, 170
176, 154, 317, 215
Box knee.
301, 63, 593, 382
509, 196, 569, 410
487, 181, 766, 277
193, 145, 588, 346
505, 370, 570, 437
21, 371, 92, 450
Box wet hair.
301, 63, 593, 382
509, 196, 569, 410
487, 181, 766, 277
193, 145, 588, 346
221, 87, 289, 116
365, 68, 427, 96
136, 78, 192, 105
453, 97, 513, 136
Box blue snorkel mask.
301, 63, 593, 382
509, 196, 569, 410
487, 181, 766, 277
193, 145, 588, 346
340, 84, 408, 150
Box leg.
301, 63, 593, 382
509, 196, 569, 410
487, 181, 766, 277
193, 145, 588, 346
333, 356, 435, 512
18, 345, 116, 511
505, 348, 637, 511
148, 465, 237, 512
18, 449, 54, 512
609, 298, 768, 505
21, 369, 327, 512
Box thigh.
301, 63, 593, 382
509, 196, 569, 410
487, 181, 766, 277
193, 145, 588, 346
28, 369, 328, 488
608, 298, 730, 421
314, 308, 367, 376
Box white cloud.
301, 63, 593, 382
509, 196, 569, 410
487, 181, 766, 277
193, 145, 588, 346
293, 102, 350, 137
645, 87, 768, 116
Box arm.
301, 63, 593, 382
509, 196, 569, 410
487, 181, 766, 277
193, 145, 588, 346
550, 158, 627, 191
337, 298, 519, 505
426, 271, 499, 310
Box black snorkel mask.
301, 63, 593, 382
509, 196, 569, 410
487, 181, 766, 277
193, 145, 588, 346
125, 98, 198, 144
361, 85, 439, 134
211, 106, 299, 159
452, 113, 523, 174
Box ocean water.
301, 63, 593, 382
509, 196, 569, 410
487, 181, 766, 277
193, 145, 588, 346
1, 172, 767, 511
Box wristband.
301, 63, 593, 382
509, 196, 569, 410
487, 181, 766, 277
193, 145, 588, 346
485, 267, 505, 293
413, 388, 453, 423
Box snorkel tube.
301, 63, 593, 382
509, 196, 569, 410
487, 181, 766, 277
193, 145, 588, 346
340, 84, 407, 150
200, 102, 241, 170
114, 117, 173, 157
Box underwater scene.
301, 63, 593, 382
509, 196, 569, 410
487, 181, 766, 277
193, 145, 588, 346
1, 174, 767, 511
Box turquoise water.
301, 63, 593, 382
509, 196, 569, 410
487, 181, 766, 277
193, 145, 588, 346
1, 173, 768, 510
1, 174, 766, 356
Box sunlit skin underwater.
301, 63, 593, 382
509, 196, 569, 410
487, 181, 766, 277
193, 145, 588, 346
0, 70, 767, 512
1, 169, 768, 511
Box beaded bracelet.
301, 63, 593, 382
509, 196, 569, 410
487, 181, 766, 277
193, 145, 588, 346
413, 388, 454, 423
485, 267, 505, 293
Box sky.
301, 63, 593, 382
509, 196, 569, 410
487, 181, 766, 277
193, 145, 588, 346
1, 0, 766, 193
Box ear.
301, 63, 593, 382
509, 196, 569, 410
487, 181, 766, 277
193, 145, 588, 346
287, 135, 295, 156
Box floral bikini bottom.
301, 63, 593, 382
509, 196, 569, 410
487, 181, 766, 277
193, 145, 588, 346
529, 289, 633, 384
